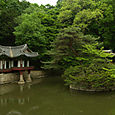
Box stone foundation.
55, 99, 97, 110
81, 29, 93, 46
29, 70, 45, 79
0, 70, 45, 85
0, 73, 18, 85
70, 85, 115, 92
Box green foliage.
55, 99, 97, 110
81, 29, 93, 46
58, 0, 115, 50
62, 37, 115, 90
40, 5, 60, 45
44, 25, 115, 90
63, 65, 115, 90
14, 7, 46, 59
44, 26, 98, 70
0, 0, 30, 45
56, 0, 63, 8
23, 4, 60, 45
0, 0, 115, 91
14, 3, 60, 61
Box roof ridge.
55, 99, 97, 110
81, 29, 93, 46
0, 44, 27, 49
0, 44, 38, 58
9, 47, 13, 57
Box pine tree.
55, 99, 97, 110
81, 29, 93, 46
44, 26, 115, 90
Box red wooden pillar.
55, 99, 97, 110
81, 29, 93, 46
18, 71, 25, 84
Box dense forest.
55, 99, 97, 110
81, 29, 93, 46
0, 0, 115, 90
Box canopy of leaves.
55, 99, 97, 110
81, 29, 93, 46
14, 3, 60, 62
43, 26, 115, 90
43, 27, 98, 70
0, 0, 115, 90
14, 6, 46, 59
0, 0, 30, 45
58, 0, 115, 50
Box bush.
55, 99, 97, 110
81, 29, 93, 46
63, 63, 115, 90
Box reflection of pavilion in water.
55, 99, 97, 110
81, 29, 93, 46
0, 78, 42, 95
0, 78, 42, 105
0, 79, 42, 115
0, 97, 39, 115
0, 97, 30, 105
0, 84, 31, 105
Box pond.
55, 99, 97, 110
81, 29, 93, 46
0, 76, 115, 115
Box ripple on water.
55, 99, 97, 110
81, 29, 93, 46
7, 110, 22, 115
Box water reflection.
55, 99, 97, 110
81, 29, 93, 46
26, 106, 39, 115
19, 84, 24, 92
6, 106, 40, 115
19, 83, 32, 92
1, 77, 115, 115
0, 97, 30, 105
0, 78, 42, 95
0, 84, 31, 105
0, 79, 42, 115
0, 84, 16, 96
0, 81, 39, 105
7, 111, 22, 115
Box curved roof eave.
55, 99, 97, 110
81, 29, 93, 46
0, 44, 39, 58
1, 52, 39, 58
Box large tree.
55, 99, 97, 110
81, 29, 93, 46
44, 26, 115, 90
13, 5, 46, 59
0, 0, 30, 45
58, 0, 115, 50
43, 27, 98, 70
14, 3, 61, 62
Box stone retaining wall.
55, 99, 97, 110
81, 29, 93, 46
0, 70, 45, 85
70, 85, 115, 92
0, 73, 18, 85
24, 70, 45, 79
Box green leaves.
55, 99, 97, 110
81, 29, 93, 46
58, 10, 73, 25
0, 0, 30, 45
53, 27, 115, 90
73, 9, 103, 29
14, 3, 60, 65
58, 0, 115, 50
13, 5, 46, 58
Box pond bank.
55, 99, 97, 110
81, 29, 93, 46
1, 77, 115, 115
0, 70, 45, 85
70, 84, 115, 92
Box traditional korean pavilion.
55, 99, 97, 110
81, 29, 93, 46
0, 44, 38, 84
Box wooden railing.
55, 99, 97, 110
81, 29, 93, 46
0, 66, 34, 73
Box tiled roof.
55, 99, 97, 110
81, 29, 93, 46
0, 44, 38, 58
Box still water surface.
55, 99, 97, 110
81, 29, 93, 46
0, 77, 115, 115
